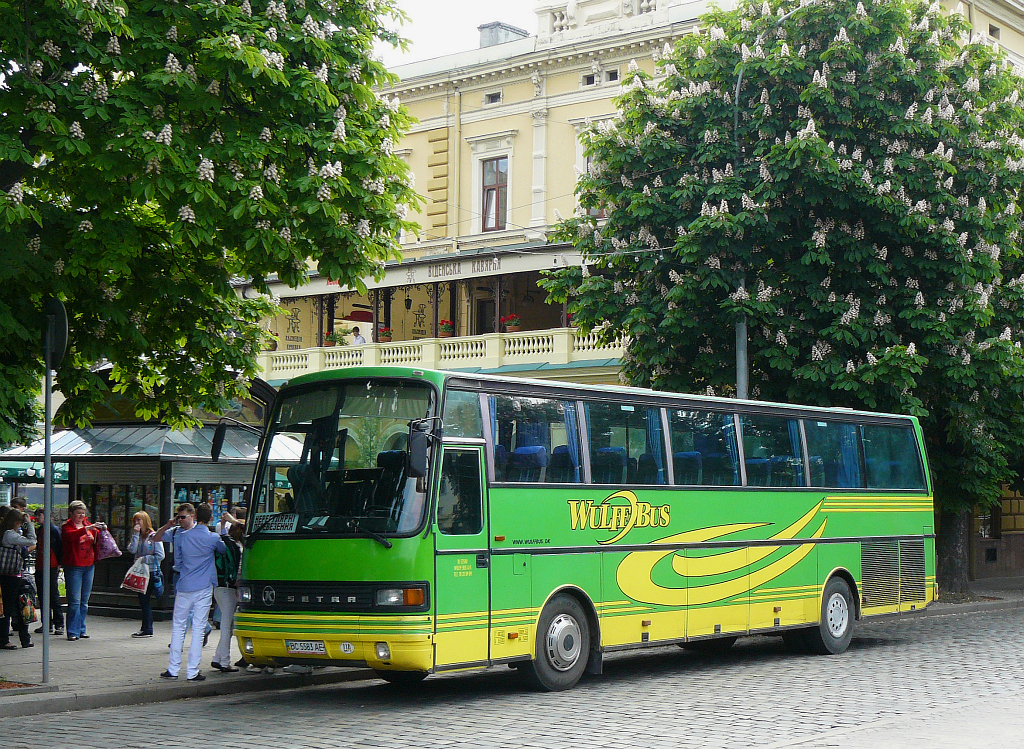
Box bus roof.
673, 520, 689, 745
281, 366, 919, 426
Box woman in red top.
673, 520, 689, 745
61, 500, 105, 641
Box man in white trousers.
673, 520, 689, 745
153, 502, 225, 682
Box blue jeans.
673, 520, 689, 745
64, 564, 94, 638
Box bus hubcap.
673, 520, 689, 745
825, 592, 849, 638
546, 614, 582, 671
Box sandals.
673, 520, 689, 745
0, 643, 18, 650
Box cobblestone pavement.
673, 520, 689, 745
4, 608, 1021, 749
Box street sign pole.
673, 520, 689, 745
42, 318, 52, 683
41, 298, 67, 685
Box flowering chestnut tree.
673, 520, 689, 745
0, 0, 417, 443
543, 0, 1024, 595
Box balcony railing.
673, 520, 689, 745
257, 327, 623, 381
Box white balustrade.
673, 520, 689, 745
257, 328, 623, 381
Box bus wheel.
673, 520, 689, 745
679, 636, 737, 655
525, 594, 591, 692
804, 577, 855, 655
374, 669, 428, 686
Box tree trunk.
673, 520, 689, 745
936, 506, 971, 600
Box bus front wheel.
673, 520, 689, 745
524, 594, 591, 692
804, 577, 855, 655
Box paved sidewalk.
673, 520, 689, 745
0, 614, 372, 717
0, 576, 1020, 717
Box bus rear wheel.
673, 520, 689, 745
804, 577, 855, 655
524, 594, 591, 692
374, 669, 428, 686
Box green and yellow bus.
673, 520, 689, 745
232, 366, 934, 690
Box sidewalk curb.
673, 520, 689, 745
0, 684, 59, 698
0, 668, 376, 718
918, 598, 1024, 618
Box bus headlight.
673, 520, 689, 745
238, 586, 252, 603
376, 588, 425, 606
243, 638, 254, 655
375, 642, 391, 660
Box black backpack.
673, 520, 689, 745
215, 538, 241, 587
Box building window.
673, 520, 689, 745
583, 73, 597, 86
484, 90, 502, 105
989, 24, 1001, 40
482, 156, 508, 232
605, 69, 619, 83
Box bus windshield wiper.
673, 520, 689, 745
346, 519, 393, 549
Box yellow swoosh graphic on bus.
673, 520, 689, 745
617, 504, 826, 607
671, 503, 822, 577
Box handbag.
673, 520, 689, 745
0, 543, 24, 576
94, 528, 122, 561
151, 565, 165, 598
121, 558, 151, 594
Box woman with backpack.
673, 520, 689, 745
127, 511, 165, 638
0, 509, 37, 649
211, 521, 243, 672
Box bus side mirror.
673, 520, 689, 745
408, 427, 429, 478
211, 422, 227, 463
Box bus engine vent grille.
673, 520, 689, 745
898, 539, 927, 603
860, 540, 899, 608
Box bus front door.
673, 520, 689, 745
433, 445, 490, 670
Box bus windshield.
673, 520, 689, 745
253, 380, 433, 538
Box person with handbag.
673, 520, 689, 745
61, 500, 105, 642
0, 509, 36, 649
31, 508, 64, 637
211, 522, 243, 672
127, 511, 165, 639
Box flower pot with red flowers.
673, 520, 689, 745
324, 328, 349, 347
438, 319, 455, 338
377, 326, 393, 343
500, 314, 521, 333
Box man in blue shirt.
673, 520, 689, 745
153, 502, 225, 682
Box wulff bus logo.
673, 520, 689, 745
568, 490, 671, 544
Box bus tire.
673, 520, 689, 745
804, 577, 855, 655
679, 636, 737, 654
524, 594, 591, 692
374, 669, 428, 686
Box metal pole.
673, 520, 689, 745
736, 314, 749, 400
42, 313, 53, 683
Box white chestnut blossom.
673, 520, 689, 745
259, 127, 272, 142
356, 219, 371, 238
165, 54, 182, 74
42, 40, 61, 58
197, 158, 215, 182
264, 164, 280, 184
155, 124, 173, 145
316, 184, 331, 201
249, 185, 263, 200
209, 130, 223, 144
69, 121, 85, 139
106, 37, 121, 55
166, 25, 178, 41
78, 220, 93, 232
8, 182, 24, 205
178, 205, 196, 223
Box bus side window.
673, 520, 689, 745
488, 395, 581, 484
583, 401, 666, 485
669, 410, 740, 486
739, 414, 804, 487
804, 420, 864, 488
862, 424, 925, 490
442, 390, 484, 439
437, 451, 483, 535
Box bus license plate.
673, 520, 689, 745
285, 640, 327, 655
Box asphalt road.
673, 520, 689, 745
5, 607, 1021, 749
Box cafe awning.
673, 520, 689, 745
0, 461, 69, 483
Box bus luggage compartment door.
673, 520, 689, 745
433, 445, 491, 669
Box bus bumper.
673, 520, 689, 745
232, 612, 434, 671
